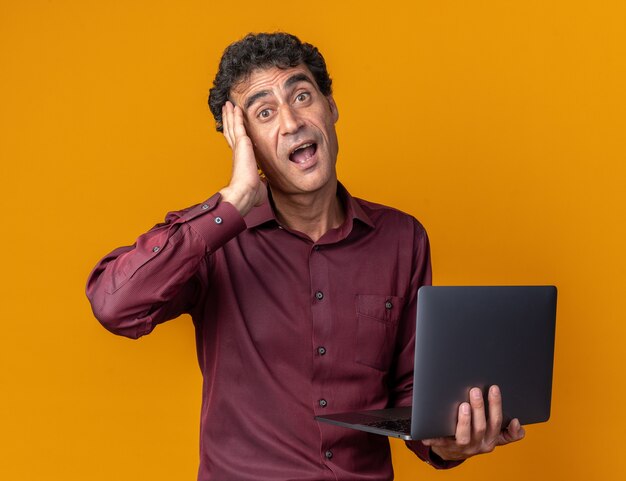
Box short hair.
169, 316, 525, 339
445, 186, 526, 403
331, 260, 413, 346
208, 32, 333, 132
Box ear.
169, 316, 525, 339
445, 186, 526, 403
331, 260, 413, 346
327, 95, 339, 123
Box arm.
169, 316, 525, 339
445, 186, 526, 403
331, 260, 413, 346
390, 226, 524, 467
388, 222, 431, 408
385, 223, 463, 468
86, 101, 264, 338
86, 195, 246, 339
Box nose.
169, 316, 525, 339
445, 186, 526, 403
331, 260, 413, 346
278, 105, 303, 135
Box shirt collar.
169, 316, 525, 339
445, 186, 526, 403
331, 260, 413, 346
244, 182, 375, 230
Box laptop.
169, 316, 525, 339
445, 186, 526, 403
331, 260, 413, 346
315, 285, 557, 440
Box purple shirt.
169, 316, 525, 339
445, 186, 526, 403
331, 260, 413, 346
86, 184, 459, 480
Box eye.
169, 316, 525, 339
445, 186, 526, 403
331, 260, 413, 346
258, 109, 272, 119
295, 92, 310, 102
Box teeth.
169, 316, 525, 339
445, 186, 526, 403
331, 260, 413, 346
292, 143, 312, 153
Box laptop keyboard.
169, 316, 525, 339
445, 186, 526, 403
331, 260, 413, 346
367, 418, 411, 434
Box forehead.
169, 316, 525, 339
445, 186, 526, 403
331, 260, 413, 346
231, 65, 316, 103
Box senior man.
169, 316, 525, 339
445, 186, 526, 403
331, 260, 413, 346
86, 32, 524, 480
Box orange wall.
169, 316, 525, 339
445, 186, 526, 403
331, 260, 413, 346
1, 1, 625, 480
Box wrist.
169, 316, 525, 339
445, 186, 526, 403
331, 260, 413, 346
428, 446, 465, 469
429, 446, 449, 463
430, 446, 464, 463
219, 185, 254, 217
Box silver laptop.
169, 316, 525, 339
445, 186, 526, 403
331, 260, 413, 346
316, 285, 557, 440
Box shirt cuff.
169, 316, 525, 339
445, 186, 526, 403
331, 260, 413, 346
185, 193, 247, 252
405, 440, 464, 469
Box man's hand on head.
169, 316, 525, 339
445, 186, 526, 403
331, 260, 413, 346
219, 100, 268, 217
421, 385, 526, 462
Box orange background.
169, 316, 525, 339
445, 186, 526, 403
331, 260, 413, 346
1, 1, 625, 480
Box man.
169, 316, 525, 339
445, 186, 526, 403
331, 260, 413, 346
86, 32, 525, 480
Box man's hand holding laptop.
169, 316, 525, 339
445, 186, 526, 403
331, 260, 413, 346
422, 385, 526, 461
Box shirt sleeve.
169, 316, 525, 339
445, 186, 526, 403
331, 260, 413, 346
85, 193, 246, 339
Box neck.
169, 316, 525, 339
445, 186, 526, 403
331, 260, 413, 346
270, 180, 345, 243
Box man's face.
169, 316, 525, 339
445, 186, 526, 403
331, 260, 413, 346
229, 65, 339, 198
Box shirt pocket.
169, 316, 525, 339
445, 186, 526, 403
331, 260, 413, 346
355, 294, 404, 371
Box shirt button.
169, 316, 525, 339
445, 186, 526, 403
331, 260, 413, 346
313, 245, 320, 251
319, 399, 328, 408
152, 246, 160, 253
201, 204, 209, 210
385, 301, 393, 309
317, 346, 327, 356
315, 291, 324, 300
325, 450, 333, 459
214, 216, 223, 224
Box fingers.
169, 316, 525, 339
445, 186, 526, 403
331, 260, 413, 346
424, 387, 525, 462
233, 103, 248, 140
454, 401, 472, 445
221, 101, 234, 148
469, 387, 487, 443
509, 419, 525, 438
423, 402, 471, 448
485, 385, 504, 443
421, 437, 446, 447
222, 101, 251, 152
222, 101, 243, 149
500, 418, 526, 444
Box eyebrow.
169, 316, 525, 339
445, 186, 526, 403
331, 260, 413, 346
244, 90, 269, 112
284, 72, 314, 89
243, 73, 315, 112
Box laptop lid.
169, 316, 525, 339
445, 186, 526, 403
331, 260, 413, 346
411, 285, 557, 439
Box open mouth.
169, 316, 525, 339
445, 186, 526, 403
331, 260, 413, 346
289, 143, 318, 164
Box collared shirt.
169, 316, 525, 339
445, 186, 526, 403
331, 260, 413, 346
86, 184, 458, 480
